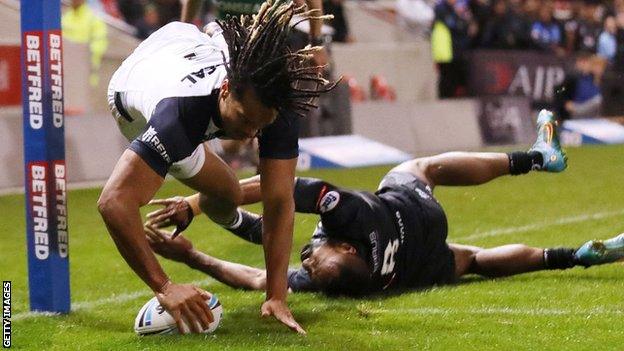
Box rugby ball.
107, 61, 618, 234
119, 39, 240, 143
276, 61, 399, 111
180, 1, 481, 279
134, 295, 223, 335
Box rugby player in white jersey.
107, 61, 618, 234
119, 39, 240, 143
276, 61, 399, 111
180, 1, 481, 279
98, 1, 335, 334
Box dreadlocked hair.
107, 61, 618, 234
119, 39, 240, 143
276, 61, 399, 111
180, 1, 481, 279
216, 0, 339, 117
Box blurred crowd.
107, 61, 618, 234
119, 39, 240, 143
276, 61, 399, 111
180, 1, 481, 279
71, 0, 622, 119
398, 0, 622, 58
395, 0, 622, 117
93, 0, 351, 42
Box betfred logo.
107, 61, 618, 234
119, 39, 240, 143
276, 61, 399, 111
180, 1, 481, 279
28, 161, 49, 260
23, 32, 44, 130
54, 161, 68, 258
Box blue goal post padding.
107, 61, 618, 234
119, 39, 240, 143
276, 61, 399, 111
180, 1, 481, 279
21, 0, 70, 313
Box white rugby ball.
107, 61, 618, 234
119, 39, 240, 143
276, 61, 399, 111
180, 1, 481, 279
134, 295, 223, 335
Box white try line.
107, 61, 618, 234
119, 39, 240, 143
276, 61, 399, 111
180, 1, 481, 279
12, 278, 214, 321
456, 209, 624, 243
366, 306, 624, 316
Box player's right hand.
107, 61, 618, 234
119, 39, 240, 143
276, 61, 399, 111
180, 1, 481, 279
145, 197, 194, 237
156, 281, 214, 334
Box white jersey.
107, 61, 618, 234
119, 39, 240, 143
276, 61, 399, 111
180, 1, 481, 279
107, 21, 301, 178
108, 22, 229, 140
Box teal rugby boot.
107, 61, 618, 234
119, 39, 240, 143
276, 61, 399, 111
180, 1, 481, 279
528, 110, 568, 172
574, 233, 624, 267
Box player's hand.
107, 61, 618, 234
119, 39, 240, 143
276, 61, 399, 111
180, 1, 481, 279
261, 298, 306, 335
145, 225, 194, 263
146, 197, 194, 237
156, 281, 214, 334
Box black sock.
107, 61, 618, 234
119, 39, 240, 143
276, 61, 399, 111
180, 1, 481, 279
222, 209, 263, 244
543, 247, 577, 269
507, 151, 544, 175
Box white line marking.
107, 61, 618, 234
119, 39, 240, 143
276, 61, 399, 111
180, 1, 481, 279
457, 209, 624, 242
366, 307, 624, 316
12, 278, 214, 321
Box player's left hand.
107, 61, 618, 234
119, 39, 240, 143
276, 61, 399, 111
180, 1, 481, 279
145, 225, 194, 263
261, 298, 306, 335
145, 196, 194, 237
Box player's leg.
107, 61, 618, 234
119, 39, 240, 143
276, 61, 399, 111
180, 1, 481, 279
390, 152, 512, 189
388, 110, 567, 189
172, 143, 242, 225
450, 243, 545, 278
450, 232, 624, 279
171, 143, 262, 242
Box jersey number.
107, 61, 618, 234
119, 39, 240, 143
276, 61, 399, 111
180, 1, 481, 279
381, 239, 399, 275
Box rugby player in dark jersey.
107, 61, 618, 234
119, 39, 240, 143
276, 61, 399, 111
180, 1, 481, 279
143, 111, 624, 295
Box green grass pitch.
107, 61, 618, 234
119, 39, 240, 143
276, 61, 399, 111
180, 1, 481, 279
1, 144, 624, 350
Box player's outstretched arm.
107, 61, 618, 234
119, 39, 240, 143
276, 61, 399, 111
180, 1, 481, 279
145, 175, 339, 231
145, 225, 267, 291
98, 150, 214, 334
258, 157, 305, 334
144, 174, 263, 231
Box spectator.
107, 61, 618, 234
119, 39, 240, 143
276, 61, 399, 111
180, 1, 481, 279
117, 0, 146, 27
62, 0, 108, 87
597, 15, 617, 61
575, 1, 603, 52
506, 0, 534, 49
530, 1, 563, 52
432, 0, 474, 98
324, 0, 353, 43
558, 53, 604, 119
613, 9, 624, 70
135, 3, 161, 39
466, 0, 487, 45
480, 0, 527, 49
152, 0, 181, 25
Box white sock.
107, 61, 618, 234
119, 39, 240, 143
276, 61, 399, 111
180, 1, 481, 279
222, 209, 243, 229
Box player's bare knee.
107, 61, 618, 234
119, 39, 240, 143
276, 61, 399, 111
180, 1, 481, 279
198, 189, 241, 216
393, 157, 435, 187
449, 244, 482, 277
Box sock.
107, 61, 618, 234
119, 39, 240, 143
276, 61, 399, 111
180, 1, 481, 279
507, 151, 544, 175
221, 208, 263, 244
543, 247, 577, 269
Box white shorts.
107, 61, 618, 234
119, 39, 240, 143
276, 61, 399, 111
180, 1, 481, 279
107, 88, 207, 180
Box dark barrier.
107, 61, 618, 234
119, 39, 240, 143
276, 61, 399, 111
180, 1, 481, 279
466, 50, 574, 108
478, 96, 534, 145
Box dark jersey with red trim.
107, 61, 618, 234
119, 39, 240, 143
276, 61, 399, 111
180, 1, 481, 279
287, 177, 452, 293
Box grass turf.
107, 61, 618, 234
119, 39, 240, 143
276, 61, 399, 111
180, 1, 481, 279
1, 144, 624, 350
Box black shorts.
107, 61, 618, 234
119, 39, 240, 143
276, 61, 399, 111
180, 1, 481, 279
377, 171, 457, 287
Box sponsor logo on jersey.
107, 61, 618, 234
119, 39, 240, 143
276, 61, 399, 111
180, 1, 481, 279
141, 126, 171, 163
369, 231, 380, 273
318, 191, 340, 213
415, 188, 431, 200
395, 211, 405, 244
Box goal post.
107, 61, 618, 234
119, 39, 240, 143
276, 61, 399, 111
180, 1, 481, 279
21, 0, 70, 314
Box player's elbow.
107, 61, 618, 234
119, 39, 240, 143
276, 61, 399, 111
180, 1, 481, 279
97, 191, 114, 217
97, 189, 127, 221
